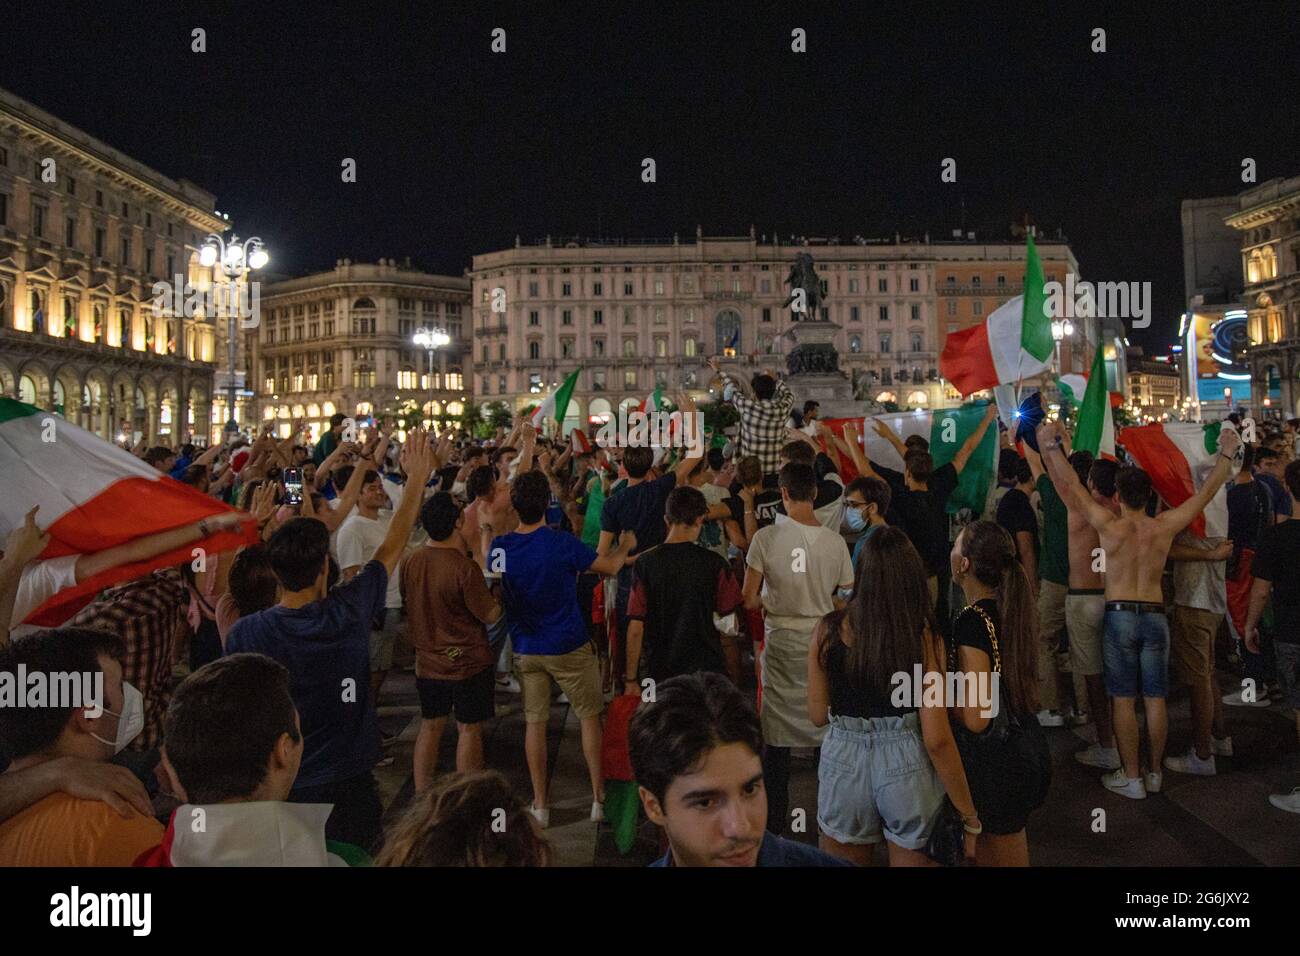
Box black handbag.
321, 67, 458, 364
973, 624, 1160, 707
923, 797, 970, 866
946, 604, 1052, 823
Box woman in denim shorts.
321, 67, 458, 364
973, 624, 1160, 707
807, 528, 981, 865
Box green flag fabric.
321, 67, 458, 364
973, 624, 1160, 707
1020, 232, 1053, 363
581, 472, 605, 549
928, 403, 998, 515
1072, 343, 1116, 459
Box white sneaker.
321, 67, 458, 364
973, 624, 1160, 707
1145, 771, 1163, 794
1074, 744, 1121, 770
591, 800, 605, 823
1268, 788, 1300, 815
529, 805, 550, 829
1211, 736, 1234, 757
495, 675, 521, 694
1221, 690, 1270, 708
1101, 769, 1146, 799
1036, 709, 1066, 728
1068, 710, 1091, 727
1164, 749, 1216, 776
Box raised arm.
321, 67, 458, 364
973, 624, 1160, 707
1024, 441, 1045, 482
672, 392, 704, 485
870, 418, 908, 461
373, 429, 438, 574
830, 421, 874, 480
75, 510, 247, 583
951, 404, 998, 475
1158, 428, 1240, 533
1036, 420, 1113, 531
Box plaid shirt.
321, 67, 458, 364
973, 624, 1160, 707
720, 371, 796, 474
67, 569, 190, 752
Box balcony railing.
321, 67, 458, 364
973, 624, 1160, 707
940, 284, 1020, 296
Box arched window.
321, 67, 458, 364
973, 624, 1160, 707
19, 375, 38, 404
529, 341, 540, 360
908, 390, 929, 406
714, 310, 741, 354
684, 338, 697, 357
30, 289, 45, 333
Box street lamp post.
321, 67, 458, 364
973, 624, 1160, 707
412, 327, 450, 427
1051, 318, 1075, 372
200, 233, 269, 440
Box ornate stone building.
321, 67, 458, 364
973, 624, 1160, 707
1227, 175, 1300, 417
251, 259, 470, 442
468, 230, 1080, 431
0, 85, 237, 445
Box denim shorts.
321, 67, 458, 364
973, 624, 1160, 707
1103, 606, 1170, 699
816, 712, 944, 850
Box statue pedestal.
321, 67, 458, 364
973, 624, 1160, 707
784, 320, 861, 418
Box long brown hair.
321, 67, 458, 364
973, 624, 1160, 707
375, 770, 550, 867
821, 526, 937, 700
957, 520, 1040, 714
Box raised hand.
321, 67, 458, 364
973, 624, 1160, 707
3, 506, 50, 567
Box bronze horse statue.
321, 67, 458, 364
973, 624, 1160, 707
782, 251, 826, 321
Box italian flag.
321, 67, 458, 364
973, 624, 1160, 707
1118, 421, 1232, 538
940, 234, 1054, 396
824, 402, 999, 515
0, 398, 257, 627
638, 386, 663, 414
1071, 343, 1116, 460
530, 368, 581, 430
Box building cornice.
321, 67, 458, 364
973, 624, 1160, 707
0, 87, 226, 233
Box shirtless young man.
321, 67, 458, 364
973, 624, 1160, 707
1036, 419, 1241, 799
1028, 440, 1120, 769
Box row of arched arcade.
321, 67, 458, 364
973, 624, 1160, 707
0, 358, 213, 447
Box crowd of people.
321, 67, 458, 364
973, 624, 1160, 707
0, 358, 1297, 867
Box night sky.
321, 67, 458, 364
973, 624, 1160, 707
4, 1, 1298, 351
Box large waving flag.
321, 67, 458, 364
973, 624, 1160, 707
825, 402, 999, 515
0, 399, 256, 627
940, 237, 1054, 396
530, 368, 581, 430
1073, 343, 1116, 460
1118, 421, 1232, 538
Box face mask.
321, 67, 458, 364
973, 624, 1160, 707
451, 480, 467, 497
844, 507, 867, 533
90, 682, 144, 755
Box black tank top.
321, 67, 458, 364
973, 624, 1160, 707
824, 614, 917, 719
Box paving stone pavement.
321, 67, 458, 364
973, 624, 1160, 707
372, 663, 1300, 867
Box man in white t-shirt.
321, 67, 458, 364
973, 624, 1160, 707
336, 470, 406, 706
742, 461, 854, 834
1165, 530, 1235, 778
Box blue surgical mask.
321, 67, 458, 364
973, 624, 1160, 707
844, 507, 867, 533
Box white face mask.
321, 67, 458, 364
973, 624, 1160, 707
90, 682, 144, 755
451, 480, 467, 498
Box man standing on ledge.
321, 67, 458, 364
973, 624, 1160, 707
710, 357, 795, 476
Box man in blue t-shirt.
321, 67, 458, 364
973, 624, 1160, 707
483, 470, 633, 830
225, 429, 440, 851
